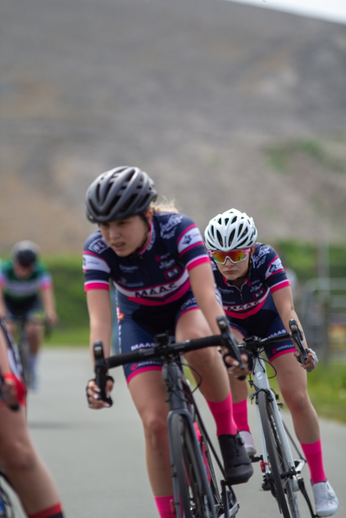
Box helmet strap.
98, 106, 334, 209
131, 212, 151, 258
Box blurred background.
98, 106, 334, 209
1, 0, 346, 356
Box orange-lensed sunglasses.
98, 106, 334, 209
211, 248, 251, 264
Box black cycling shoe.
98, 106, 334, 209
218, 433, 254, 485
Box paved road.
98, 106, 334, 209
15, 348, 345, 517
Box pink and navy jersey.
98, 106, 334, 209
83, 212, 210, 311
211, 243, 291, 336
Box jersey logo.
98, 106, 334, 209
160, 214, 184, 239
159, 259, 175, 270
119, 264, 138, 272
89, 238, 109, 254
164, 266, 180, 280
116, 308, 125, 321
177, 227, 203, 254
253, 288, 265, 299
130, 342, 155, 351
83, 254, 110, 273
134, 283, 177, 298
265, 257, 283, 278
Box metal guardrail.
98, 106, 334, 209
299, 278, 346, 360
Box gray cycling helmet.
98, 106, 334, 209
204, 208, 258, 251
85, 166, 157, 223
12, 240, 39, 267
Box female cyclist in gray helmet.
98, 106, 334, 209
205, 208, 338, 518
84, 167, 253, 518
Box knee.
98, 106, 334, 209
185, 346, 216, 370
281, 389, 310, 414
142, 413, 168, 449
0, 439, 36, 473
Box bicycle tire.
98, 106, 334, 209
258, 391, 300, 518
170, 413, 216, 518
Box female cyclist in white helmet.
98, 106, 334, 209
204, 208, 338, 518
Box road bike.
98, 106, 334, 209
93, 315, 242, 518
11, 315, 51, 390
0, 468, 14, 518
0, 372, 17, 518
240, 319, 316, 518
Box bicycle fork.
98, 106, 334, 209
251, 357, 303, 492
164, 361, 217, 518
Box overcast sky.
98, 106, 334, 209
224, 0, 346, 24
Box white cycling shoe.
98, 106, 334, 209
312, 480, 339, 517
239, 431, 257, 456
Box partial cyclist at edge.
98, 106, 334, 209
0, 319, 64, 518
0, 241, 58, 390
204, 208, 338, 517
83, 166, 253, 518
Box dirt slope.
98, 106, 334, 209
1, 0, 345, 253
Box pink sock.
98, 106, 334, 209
301, 440, 326, 485
154, 495, 175, 518
232, 399, 250, 432
207, 391, 238, 436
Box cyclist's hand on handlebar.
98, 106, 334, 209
45, 311, 58, 327
86, 376, 114, 409
222, 348, 253, 378
0, 373, 23, 411
294, 348, 318, 372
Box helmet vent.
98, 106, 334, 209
228, 230, 235, 247
216, 230, 223, 246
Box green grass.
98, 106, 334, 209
44, 326, 90, 347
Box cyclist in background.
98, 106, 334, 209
84, 166, 253, 518
204, 208, 338, 517
0, 319, 64, 518
0, 241, 58, 390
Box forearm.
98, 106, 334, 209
0, 286, 6, 318
86, 289, 113, 362
280, 307, 309, 349
273, 287, 309, 349
189, 263, 226, 335
0, 332, 11, 373
41, 287, 56, 315
89, 318, 112, 360
197, 293, 225, 336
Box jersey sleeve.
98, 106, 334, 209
174, 215, 211, 271
83, 232, 112, 292
37, 264, 53, 290
263, 246, 291, 293
0, 261, 10, 287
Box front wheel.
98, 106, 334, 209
169, 413, 216, 518
258, 391, 300, 518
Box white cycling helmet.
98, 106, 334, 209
204, 208, 258, 251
